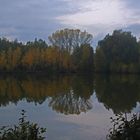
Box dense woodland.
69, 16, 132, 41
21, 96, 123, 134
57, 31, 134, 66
0, 29, 140, 73
95, 30, 140, 73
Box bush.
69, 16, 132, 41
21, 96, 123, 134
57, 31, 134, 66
107, 113, 140, 140
0, 110, 46, 140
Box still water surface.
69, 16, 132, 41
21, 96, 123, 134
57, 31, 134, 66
0, 74, 140, 140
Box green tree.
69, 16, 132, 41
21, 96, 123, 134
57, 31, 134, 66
72, 44, 94, 71
95, 30, 139, 73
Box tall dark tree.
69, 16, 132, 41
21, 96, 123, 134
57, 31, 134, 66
95, 30, 139, 73
72, 44, 94, 71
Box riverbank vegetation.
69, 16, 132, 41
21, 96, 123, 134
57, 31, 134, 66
0, 29, 140, 73
107, 113, 140, 140
0, 110, 46, 140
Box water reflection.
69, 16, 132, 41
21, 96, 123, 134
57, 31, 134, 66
0, 74, 94, 114
48, 76, 94, 114
0, 74, 140, 115
95, 75, 140, 114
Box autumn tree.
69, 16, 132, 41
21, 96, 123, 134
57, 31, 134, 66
48, 29, 93, 53
49, 29, 94, 72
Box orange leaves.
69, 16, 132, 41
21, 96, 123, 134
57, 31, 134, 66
0, 36, 94, 72
21, 47, 41, 69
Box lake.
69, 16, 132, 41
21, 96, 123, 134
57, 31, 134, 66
0, 74, 140, 140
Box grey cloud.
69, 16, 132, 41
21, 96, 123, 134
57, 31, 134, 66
0, 0, 140, 44
0, 0, 71, 41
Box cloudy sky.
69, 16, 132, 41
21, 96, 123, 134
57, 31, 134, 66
0, 0, 140, 46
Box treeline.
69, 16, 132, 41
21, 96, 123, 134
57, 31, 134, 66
0, 29, 140, 73
0, 29, 93, 73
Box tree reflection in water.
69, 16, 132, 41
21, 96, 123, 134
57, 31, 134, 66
0, 74, 94, 115
48, 75, 93, 114
95, 75, 140, 114
0, 74, 140, 115
49, 89, 92, 115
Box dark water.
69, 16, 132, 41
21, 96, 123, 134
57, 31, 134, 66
0, 74, 140, 140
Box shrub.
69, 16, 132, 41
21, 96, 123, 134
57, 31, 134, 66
0, 110, 46, 140
107, 113, 140, 140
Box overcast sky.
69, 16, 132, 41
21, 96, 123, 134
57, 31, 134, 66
0, 0, 140, 46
